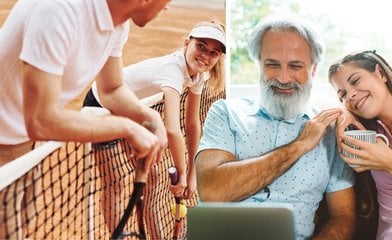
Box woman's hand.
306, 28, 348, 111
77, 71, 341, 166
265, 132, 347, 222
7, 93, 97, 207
184, 167, 197, 199
169, 172, 187, 198
340, 135, 392, 173
335, 108, 365, 152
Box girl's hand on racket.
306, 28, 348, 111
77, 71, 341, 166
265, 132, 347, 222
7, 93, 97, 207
169, 172, 187, 198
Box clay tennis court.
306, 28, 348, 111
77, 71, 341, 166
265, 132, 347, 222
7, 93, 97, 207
0, 1, 225, 239
0, 0, 225, 110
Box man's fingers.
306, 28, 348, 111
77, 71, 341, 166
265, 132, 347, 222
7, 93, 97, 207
142, 120, 157, 132
142, 153, 154, 173
156, 147, 163, 164
312, 109, 341, 128
142, 145, 159, 172
324, 113, 340, 126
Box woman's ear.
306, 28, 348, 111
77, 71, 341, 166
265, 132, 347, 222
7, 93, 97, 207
184, 38, 190, 49
375, 63, 387, 82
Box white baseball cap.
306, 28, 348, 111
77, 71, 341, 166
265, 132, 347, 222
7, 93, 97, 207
188, 25, 226, 53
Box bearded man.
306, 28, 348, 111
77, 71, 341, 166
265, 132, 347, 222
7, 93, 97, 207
194, 14, 356, 240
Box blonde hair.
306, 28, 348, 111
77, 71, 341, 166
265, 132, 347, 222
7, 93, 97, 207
188, 20, 226, 93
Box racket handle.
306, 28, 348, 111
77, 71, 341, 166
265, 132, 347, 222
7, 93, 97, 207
169, 167, 182, 240
135, 158, 148, 183
168, 166, 178, 185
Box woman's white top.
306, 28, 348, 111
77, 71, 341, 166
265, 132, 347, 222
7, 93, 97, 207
92, 50, 209, 104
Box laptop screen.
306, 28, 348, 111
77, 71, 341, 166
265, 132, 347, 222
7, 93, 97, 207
187, 202, 295, 240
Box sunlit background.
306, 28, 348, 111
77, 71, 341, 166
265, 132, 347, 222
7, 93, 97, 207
228, 0, 392, 105
173, 0, 225, 9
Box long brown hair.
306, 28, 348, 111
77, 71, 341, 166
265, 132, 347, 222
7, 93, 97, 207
328, 50, 392, 129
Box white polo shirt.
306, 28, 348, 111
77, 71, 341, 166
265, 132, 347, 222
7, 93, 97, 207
0, 0, 129, 144
91, 50, 208, 103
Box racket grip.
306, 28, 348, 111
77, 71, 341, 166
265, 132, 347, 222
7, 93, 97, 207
135, 157, 148, 183
169, 166, 181, 205
168, 166, 178, 185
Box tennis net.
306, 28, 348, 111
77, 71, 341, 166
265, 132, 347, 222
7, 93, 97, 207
0, 84, 225, 239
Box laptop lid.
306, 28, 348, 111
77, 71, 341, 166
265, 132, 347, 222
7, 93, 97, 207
187, 202, 295, 240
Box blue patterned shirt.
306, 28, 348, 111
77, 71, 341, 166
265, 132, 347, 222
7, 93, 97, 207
197, 98, 355, 239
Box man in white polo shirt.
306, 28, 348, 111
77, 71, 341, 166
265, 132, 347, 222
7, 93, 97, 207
0, 0, 170, 238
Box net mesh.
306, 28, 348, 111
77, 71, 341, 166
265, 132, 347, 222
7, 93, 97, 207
0, 83, 225, 239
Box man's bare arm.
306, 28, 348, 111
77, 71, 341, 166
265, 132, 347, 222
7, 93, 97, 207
195, 108, 342, 202
196, 141, 308, 202
96, 57, 167, 148
312, 188, 356, 240
22, 62, 158, 158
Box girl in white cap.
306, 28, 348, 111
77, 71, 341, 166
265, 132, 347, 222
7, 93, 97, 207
83, 20, 225, 238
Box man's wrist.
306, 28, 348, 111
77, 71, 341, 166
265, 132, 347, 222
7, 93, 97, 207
287, 140, 311, 159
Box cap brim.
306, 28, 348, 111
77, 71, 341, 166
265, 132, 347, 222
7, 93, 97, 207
189, 26, 226, 53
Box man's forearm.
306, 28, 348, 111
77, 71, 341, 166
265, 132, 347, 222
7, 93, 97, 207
197, 140, 310, 202
312, 215, 355, 240
100, 85, 147, 124
27, 107, 139, 143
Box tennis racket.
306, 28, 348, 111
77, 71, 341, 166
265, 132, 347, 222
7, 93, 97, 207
111, 157, 148, 240
111, 122, 156, 240
168, 166, 183, 240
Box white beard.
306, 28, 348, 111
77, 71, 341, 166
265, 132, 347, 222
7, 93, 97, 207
259, 76, 313, 120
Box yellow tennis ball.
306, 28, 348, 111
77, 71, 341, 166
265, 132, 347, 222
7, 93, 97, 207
171, 203, 187, 218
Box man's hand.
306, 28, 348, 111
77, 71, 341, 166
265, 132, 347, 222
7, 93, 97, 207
125, 121, 159, 164
297, 108, 342, 152
142, 107, 167, 167
143, 107, 167, 147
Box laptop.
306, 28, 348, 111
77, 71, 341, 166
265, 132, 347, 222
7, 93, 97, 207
187, 202, 296, 240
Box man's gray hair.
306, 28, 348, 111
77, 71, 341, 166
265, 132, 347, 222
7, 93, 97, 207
248, 14, 325, 65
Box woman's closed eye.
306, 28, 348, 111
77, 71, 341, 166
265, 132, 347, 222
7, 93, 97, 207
350, 77, 360, 86
338, 90, 347, 102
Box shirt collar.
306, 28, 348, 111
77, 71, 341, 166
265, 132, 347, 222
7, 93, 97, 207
93, 0, 115, 31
